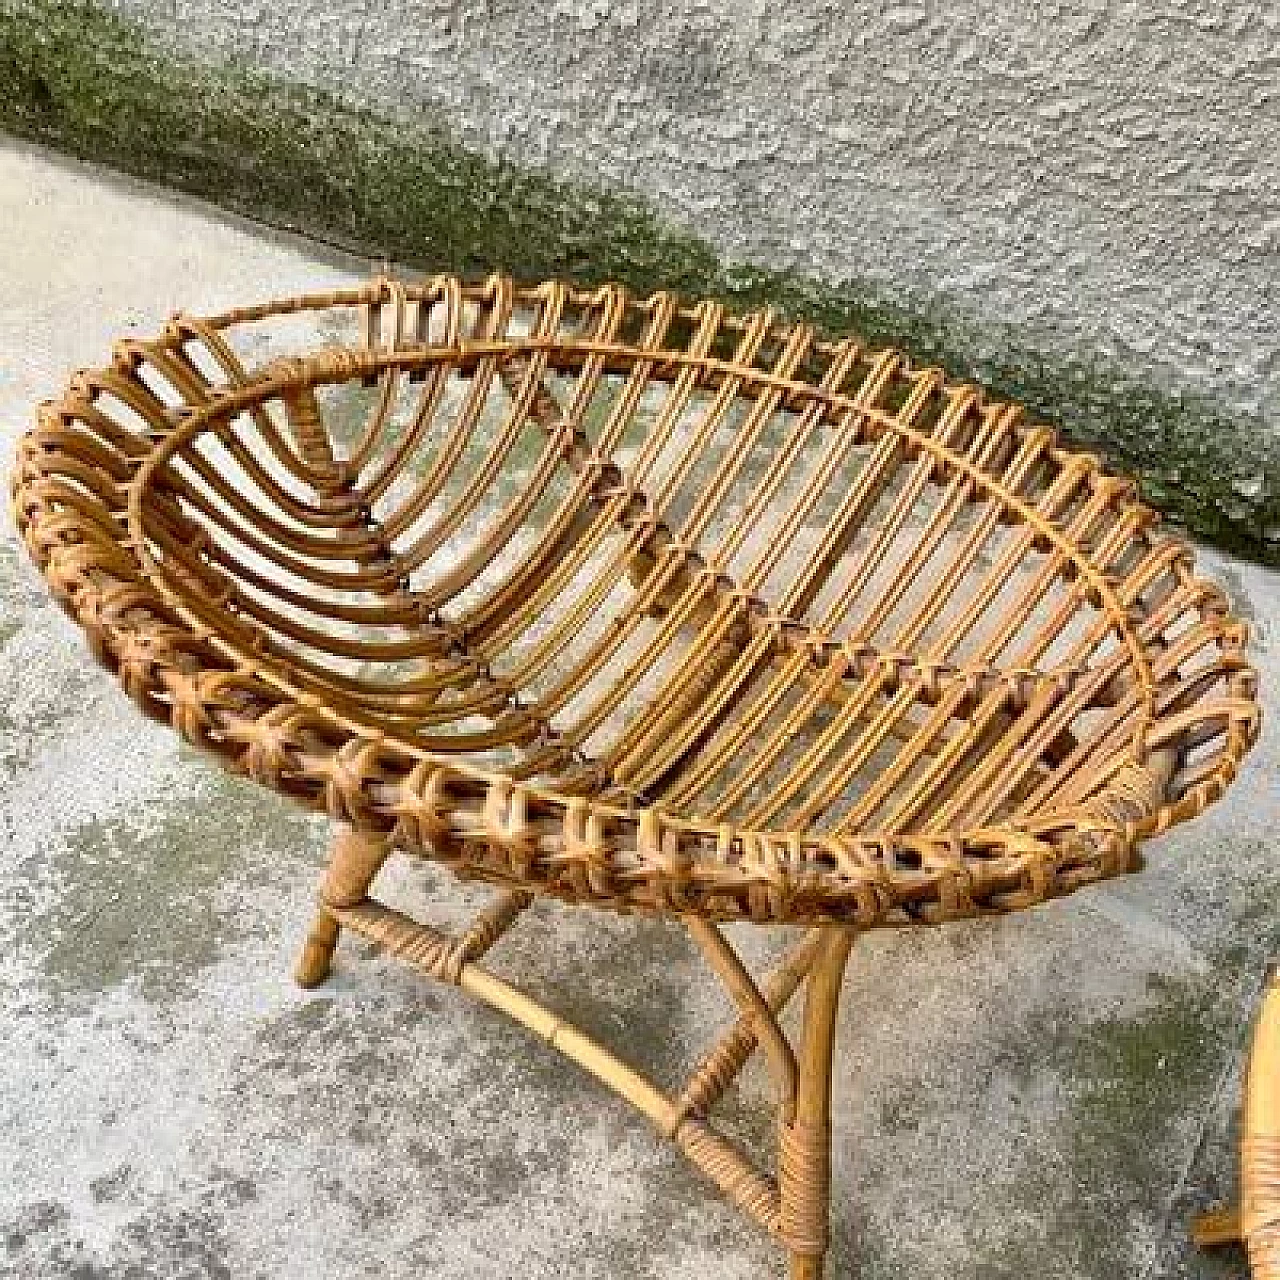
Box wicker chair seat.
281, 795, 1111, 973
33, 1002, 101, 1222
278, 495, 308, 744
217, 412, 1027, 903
12, 274, 1261, 1278
14, 274, 1256, 928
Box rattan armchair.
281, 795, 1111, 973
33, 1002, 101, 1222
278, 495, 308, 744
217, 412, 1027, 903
11, 275, 1260, 1277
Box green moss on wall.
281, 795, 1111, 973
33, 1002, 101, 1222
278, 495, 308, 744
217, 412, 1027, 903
2, 0, 1277, 564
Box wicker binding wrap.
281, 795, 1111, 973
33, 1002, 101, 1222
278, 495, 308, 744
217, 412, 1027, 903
1242, 970, 1280, 1278
1196, 967, 1280, 1277
11, 275, 1262, 1277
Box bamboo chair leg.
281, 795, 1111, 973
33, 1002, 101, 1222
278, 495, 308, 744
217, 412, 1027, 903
1195, 965, 1280, 1273
296, 850, 860, 1277
295, 825, 391, 988
783, 927, 856, 1280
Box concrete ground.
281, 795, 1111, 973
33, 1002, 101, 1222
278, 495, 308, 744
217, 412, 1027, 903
0, 137, 1276, 1279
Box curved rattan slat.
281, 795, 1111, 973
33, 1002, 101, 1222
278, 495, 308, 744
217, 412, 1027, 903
11, 275, 1259, 927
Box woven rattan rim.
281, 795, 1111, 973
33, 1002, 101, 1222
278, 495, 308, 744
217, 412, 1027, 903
11, 274, 1261, 927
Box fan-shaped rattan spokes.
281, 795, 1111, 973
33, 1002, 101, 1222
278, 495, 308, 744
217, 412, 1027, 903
12, 275, 1259, 927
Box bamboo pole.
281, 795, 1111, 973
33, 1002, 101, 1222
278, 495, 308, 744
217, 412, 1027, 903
1244, 967, 1280, 1277
785, 928, 855, 1280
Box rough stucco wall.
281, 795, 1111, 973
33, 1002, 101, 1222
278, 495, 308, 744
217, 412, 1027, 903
109, 0, 1280, 421
2, 1, 1278, 558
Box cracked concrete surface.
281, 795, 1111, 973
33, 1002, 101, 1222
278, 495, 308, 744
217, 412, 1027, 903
1, 138, 1277, 1278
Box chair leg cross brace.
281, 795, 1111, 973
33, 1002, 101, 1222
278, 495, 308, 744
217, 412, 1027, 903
296, 825, 856, 1278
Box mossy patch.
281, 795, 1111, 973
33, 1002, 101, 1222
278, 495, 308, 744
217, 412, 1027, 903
1, 0, 1277, 564
26, 755, 318, 1007
974, 928, 1279, 1279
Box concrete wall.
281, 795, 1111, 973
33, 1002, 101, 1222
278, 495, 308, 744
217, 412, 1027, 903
2, 0, 1278, 558
111, 0, 1280, 418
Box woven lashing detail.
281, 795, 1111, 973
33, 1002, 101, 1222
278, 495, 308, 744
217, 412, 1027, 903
1245, 1137, 1280, 1279
678, 1020, 760, 1118
11, 274, 1259, 927
278, 380, 339, 479
674, 1117, 781, 1236
322, 827, 390, 908
778, 1121, 830, 1257
460, 889, 535, 961
333, 900, 471, 986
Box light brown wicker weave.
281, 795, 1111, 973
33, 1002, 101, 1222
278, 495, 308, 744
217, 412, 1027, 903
1196, 966, 1280, 1277
12, 275, 1261, 1277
